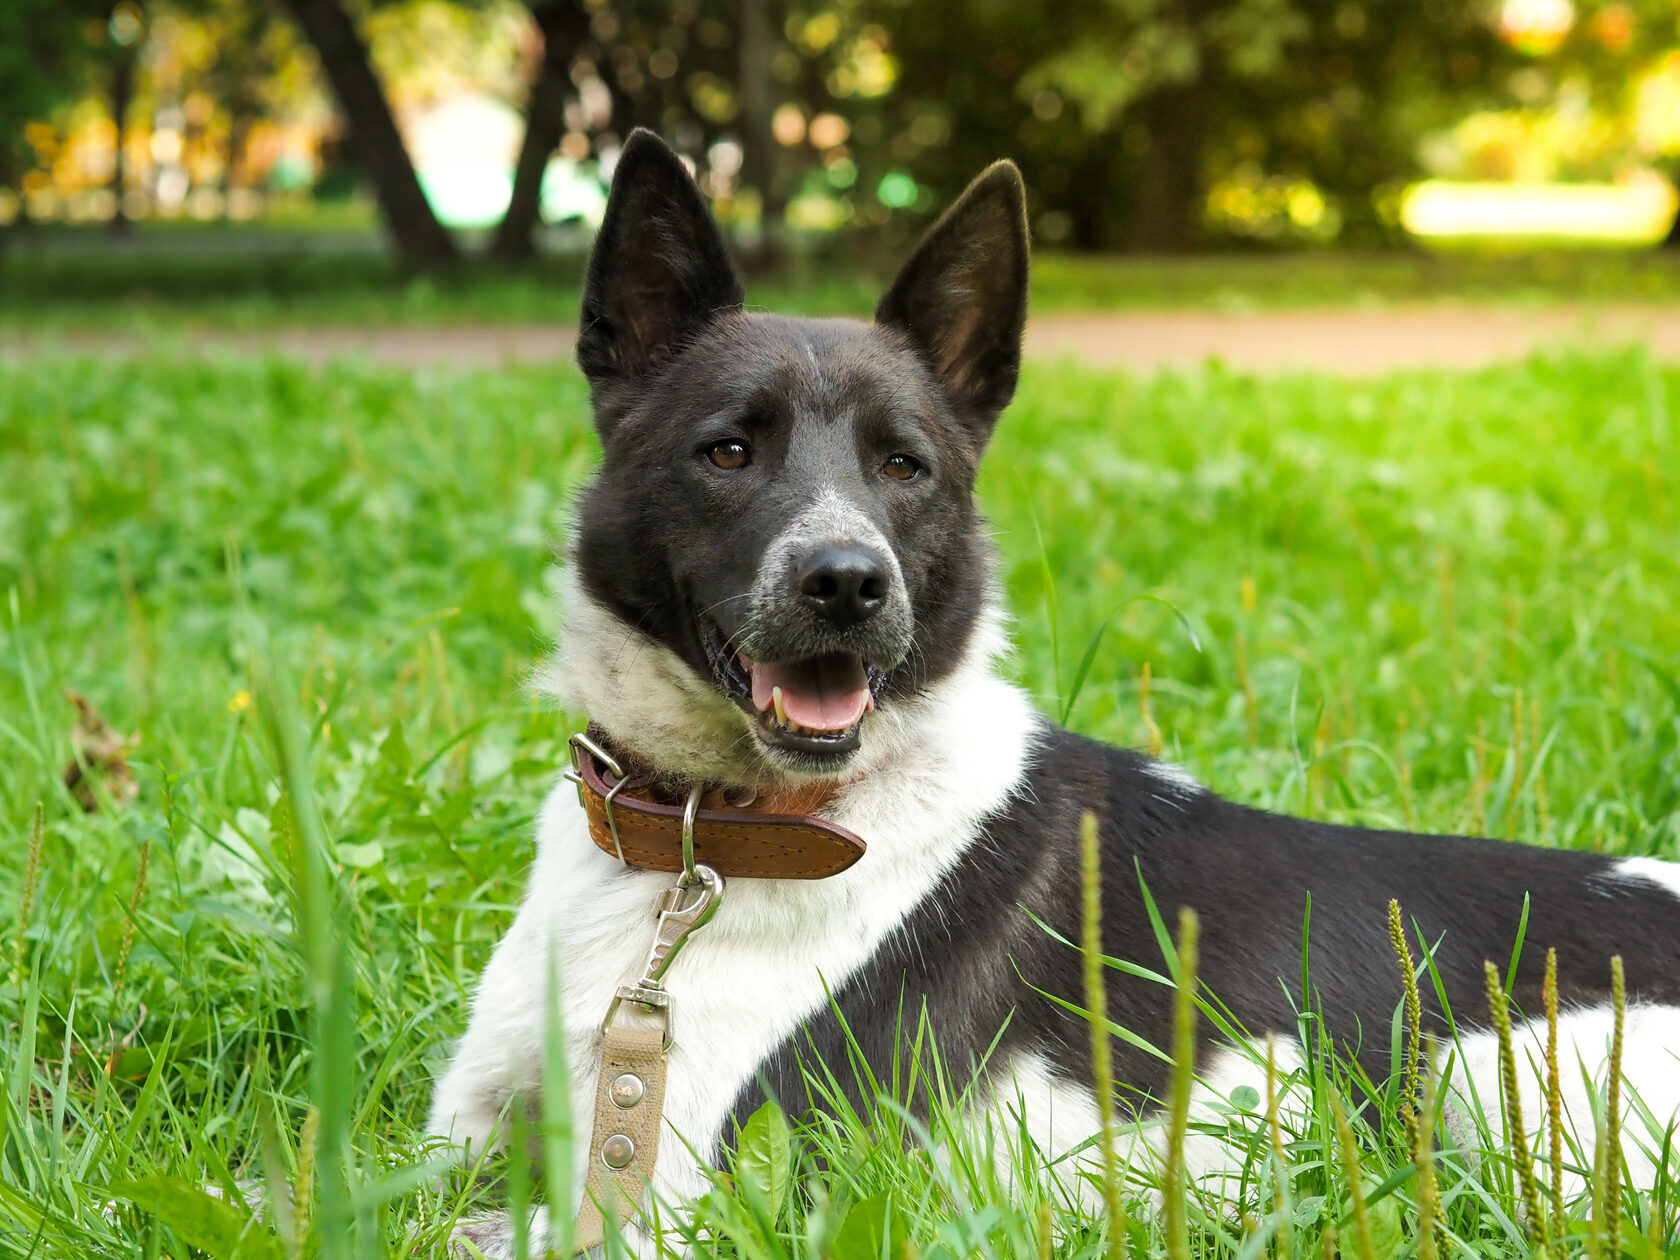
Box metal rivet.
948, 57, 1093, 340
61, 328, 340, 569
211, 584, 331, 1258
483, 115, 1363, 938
609, 1072, 645, 1109
601, 1133, 635, 1170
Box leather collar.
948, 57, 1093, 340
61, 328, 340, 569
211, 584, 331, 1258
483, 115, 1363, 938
567, 726, 867, 879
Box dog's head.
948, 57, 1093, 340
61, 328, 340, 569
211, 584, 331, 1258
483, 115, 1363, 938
563, 129, 1027, 783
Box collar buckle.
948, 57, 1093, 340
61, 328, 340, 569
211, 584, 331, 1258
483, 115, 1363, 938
567, 730, 631, 865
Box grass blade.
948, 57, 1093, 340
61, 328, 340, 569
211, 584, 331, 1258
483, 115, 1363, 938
1080, 811, 1128, 1260
1163, 907, 1200, 1260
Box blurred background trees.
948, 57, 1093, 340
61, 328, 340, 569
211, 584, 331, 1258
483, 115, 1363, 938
1, 0, 132, 230
2, 0, 1677, 262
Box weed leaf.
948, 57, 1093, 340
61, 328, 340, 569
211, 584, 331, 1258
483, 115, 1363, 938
830, 1189, 908, 1260
110, 1175, 283, 1260
736, 1100, 793, 1221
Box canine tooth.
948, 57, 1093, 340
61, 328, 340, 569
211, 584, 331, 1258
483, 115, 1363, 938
772, 686, 787, 725
865, 693, 876, 712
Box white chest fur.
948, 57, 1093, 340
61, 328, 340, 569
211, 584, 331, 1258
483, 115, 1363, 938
427, 653, 1041, 1217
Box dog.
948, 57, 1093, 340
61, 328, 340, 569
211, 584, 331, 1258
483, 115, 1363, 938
428, 129, 1680, 1255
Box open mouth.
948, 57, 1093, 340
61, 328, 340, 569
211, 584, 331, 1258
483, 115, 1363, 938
702, 620, 885, 757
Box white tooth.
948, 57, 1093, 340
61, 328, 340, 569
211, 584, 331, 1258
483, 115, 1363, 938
772, 686, 787, 725
865, 693, 876, 712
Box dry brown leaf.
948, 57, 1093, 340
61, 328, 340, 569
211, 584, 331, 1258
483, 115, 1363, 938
63, 691, 140, 813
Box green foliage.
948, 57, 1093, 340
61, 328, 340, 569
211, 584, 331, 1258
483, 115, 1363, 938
0, 0, 109, 183
1, 349, 1679, 1255
851, 0, 1523, 247
1550, 0, 1680, 109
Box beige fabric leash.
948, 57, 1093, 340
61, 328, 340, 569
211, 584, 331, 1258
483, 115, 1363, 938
569, 783, 724, 1254
572, 1024, 668, 1252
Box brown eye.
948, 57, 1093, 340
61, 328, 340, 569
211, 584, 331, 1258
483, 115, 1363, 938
708, 441, 751, 470
882, 454, 922, 482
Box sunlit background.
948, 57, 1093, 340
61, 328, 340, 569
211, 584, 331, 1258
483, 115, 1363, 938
3, 0, 1679, 261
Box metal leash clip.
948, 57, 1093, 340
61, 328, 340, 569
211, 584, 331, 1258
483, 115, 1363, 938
600, 786, 722, 1050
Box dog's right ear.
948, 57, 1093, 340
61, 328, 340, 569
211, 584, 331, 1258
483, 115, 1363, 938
875, 161, 1029, 437
577, 129, 744, 392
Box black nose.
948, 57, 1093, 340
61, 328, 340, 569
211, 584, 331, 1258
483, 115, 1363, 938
795, 545, 890, 629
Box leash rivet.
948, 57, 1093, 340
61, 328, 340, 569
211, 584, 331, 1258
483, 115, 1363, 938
600, 1133, 636, 1169
609, 1073, 645, 1109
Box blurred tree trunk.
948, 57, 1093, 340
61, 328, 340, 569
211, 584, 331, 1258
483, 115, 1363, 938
1122, 78, 1208, 252
108, 31, 136, 235
281, 0, 458, 269
736, 0, 780, 269
492, 0, 591, 262
221, 111, 253, 212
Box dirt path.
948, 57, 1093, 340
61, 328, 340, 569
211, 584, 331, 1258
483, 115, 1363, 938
9, 303, 1680, 374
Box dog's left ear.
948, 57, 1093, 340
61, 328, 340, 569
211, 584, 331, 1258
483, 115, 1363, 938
875, 161, 1029, 433
577, 129, 745, 390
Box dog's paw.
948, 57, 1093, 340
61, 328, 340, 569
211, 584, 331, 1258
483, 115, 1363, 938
447, 1207, 566, 1260
448, 1212, 520, 1260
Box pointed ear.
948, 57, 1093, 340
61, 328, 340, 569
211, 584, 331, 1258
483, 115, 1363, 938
577, 129, 745, 385
875, 161, 1029, 428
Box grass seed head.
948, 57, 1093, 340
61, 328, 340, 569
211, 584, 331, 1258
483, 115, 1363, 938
1484, 959, 1546, 1243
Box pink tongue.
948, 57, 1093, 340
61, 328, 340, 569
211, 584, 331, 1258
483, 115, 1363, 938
749, 654, 870, 731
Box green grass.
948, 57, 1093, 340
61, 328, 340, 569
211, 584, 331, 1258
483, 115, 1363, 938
10, 227, 1680, 333
2, 349, 1679, 1257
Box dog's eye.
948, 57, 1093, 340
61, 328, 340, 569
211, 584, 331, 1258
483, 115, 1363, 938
881, 454, 922, 482
707, 441, 751, 470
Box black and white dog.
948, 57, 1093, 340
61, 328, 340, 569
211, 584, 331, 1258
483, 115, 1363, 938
429, 131, 1680, 1253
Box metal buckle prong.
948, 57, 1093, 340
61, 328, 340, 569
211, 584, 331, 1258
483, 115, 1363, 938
680, 783, 703, 884
568, 730, 631, 865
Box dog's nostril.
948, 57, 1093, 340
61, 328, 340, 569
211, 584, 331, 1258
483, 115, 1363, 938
857, 575, 886, 604
802, 571, 841, 601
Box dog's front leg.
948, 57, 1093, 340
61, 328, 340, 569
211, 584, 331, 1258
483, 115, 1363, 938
428, 910, 550, 1162
448, 1205, 674, 1260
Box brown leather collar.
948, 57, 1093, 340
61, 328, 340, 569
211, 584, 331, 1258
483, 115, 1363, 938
566, 728, 866, 879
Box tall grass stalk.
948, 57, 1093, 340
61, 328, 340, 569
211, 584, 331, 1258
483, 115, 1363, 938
1330, 1092, 1378, 1260
1163, 906, 1201, 1260
1544, 947, 1563, 1235
1484, 960, 1546, 1244
258, 651, 358, 1260
1415, 1046, 1443, 1260
295, 1105, 320, 1248
110, 836, 151, 998
11, 802, 43, 985
1080, 810, 1129, 1260
1388, 899, 1423, 1143
1605, 955, 1627, 1260
1265, 1034, 1291, 1255
1139, 662, 1163, 758
542, 931, 576, 1260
